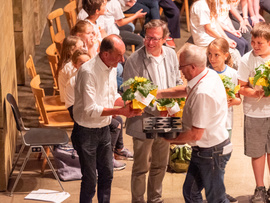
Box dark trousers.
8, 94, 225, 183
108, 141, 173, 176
260, 0, 270, 13
183, 139, 231, 203
110, 116, 124, 151
225, 31, 249, 56
71, 122, 113, 203
158, 0, 180, 38
124, 0, 160, 36
119, 29, 144, 50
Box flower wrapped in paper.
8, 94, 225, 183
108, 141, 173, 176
156, 98, 186, 117
121, 77, 158, 109
219, 74, 240, 99
249, 60, 270, 96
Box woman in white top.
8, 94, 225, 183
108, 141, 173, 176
57, 36, 84, 103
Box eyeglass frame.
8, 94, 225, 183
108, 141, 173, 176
144, 36, 163, 43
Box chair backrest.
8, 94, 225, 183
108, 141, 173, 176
30, 75, 50, 124
6, 93, 25, 132
54, 30, 65, 56
64, 0, 78, 31
26, 55, 37, 79
47, 8, 65, 43
46, 43, 59, 92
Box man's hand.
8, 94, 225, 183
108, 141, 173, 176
120, 102, 143, 118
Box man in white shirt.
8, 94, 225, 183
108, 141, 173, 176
157, 44, 232, 203
71, 34, 142, 203
123, 19, 182, 203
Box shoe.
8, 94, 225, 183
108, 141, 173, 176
266, 188, 270, 203
165, 37, 176, 49
114, 147, 133, 161
113, 158, 126, 171
251, 186, 266, 203
226, 193, 238, 202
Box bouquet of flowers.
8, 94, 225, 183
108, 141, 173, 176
156, 98, 186, 117
249, 60, 270, 96
121, 76, 158, 109
219, 74, 240, 99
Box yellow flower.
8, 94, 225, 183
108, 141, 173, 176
234, 85, 240, 93
219, 74, 225, 80
265, 60, 270, 68
249, 77, 254, 85
157, 104, 167, 111
135, 76, 147, 83
256, 77, 269, 87
132, 99, 147, 109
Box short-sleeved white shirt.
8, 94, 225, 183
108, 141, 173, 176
103, 0, 124, 35
183, 68, 229, 148
238, 51, 270, 117
190, 0, 217, 47
58, 62, 77, 103
118, 0, 137, 12
64, 72, 76, 109
211, 65, 238, 129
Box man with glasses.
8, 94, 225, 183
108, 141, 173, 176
123, 19, 182, 203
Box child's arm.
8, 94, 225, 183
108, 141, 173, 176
238, 79, 265, 98
228, 93, 241, 108
115, 9, 146, 27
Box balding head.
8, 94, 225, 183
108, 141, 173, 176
99, 34, 125, 68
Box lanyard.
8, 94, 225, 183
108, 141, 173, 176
186, 70, 209, 102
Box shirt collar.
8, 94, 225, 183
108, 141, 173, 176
187, 67, 208, 89
145, 46, 166, 60
97, 54, 112, 72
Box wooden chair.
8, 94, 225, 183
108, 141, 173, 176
30, 75, 66, 112
47, 8, 66, 43
25, 55, 37, 79
159, 0, 190, 32
64, 0, 78, 31
30, 75, 73, 173
54, 30, 65, 56
46, 43, 60, 95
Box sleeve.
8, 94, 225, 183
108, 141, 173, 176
191, 93, 216, 128
237, 56, 250, 82
113, 0, 125, 20
80, 72, 104, 118
196, 2, 212, 26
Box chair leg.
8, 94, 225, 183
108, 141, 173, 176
9, 147, 32, 196
41, 146, 65, 192
9, 144, 25, 178
41, 146, 50, 174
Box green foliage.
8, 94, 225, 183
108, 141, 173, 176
254, 63, 270, 96
156, 98, 186, 108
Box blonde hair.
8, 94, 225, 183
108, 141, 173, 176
58, 36, 82, 74
70, 20, 93, 36
72, 48, 90, 65
207, 38, 233, 68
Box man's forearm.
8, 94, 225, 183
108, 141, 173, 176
156, 86, 187, 99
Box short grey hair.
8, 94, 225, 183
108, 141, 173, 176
180, 43, 207, 69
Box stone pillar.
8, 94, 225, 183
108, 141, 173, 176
0, 0, 18, 192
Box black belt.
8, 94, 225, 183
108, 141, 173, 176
192, 138, 230, 152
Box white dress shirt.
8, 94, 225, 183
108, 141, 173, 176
183, 68, 229, 147
73, 55, 121, 128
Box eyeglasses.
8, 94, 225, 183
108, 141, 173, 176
179, 64, 192, 69
145, 36, 163, 43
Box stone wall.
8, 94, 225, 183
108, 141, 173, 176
0, 0, 55, 191
13, 0, 55, 85
0, 0, 18, 192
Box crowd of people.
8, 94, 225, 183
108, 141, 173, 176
51, 0, 270, 202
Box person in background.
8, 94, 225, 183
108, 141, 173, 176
238, 22, 270, 203
57, 36, 84, 103
71, 35, 142, 203
156, 43, 232, 203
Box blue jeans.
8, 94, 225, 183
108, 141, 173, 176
183, 140, 231, 203
71, 122, 113, 203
